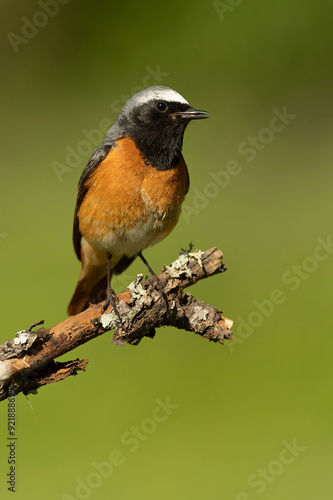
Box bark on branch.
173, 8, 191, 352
0, 247, 232, 401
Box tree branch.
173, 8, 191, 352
0, 247, 232, 401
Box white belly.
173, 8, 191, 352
87, 213, 174, 257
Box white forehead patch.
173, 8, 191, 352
132, 86, 189, 106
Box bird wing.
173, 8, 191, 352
72, 143, 112, 261
72, 140, 136, 274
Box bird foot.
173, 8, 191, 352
152, 275, 169, 311
138, 252, 169, 310
101, 286, 122, 322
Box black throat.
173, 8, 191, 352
129, 122, 188, 171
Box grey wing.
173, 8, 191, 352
72, 144, 112, 261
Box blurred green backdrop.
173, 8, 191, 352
1, 1, 333, 499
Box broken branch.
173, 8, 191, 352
0, 247, 232, 401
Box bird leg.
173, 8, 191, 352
101, 253, 122, 321
138, 252, 169, 310
138, 252, 156, 277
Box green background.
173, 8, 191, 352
1, 1, 332, 499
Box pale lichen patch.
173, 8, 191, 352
128, 274, 147, 301
13, 331, 31, 345
165, 250, 204, 278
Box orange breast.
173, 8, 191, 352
78, 137, 189, 256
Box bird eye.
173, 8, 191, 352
156, 101, 168, 112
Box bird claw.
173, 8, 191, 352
101, 288, 122, 322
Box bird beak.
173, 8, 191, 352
170, 108, 210, 120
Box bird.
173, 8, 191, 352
68, 86, 209, 316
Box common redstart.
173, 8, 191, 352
68, 86, 209, 316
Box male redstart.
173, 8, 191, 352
68, 86, 209, 316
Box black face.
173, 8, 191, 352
131, 100, 194, 126
123, 100, 207, 170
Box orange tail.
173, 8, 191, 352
68, 238, 109, 316
68, 273, 109, 316
68, 238, 136, 316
